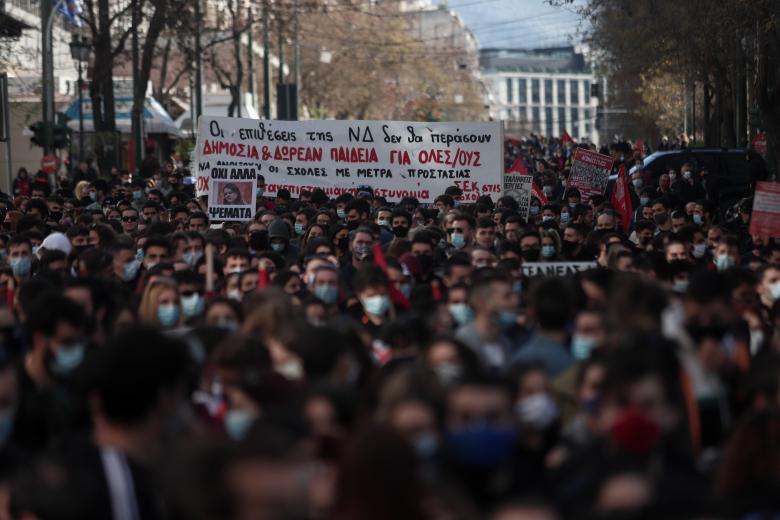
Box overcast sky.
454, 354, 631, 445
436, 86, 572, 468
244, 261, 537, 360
435, 0, 587, 49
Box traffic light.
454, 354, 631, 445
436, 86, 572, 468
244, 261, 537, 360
52, 123, 69, 149
29, 121, 45, 147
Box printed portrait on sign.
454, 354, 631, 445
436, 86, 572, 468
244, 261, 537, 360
217, 182, 252, 206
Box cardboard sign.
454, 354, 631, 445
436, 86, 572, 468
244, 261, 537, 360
503, 173, 532, 220
194, 117, 503, 204
750, 181, 780, 237
566, 148, 614, 202
521, 261, 597, 277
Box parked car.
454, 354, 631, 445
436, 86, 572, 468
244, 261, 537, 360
608, 148, 769, 205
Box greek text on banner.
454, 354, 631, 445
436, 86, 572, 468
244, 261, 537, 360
194, 117, 504, 204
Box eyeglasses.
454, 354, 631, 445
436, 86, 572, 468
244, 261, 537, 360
122, 216, 138, 222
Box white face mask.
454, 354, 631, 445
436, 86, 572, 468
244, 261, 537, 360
692, 243, 707, 259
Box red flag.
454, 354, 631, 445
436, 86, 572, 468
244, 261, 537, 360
257, 265, 269, 289
635, 139, 644, 157
531, 182, 548, 205
560, 130, 574, 145
611, 165, 633, 232
506, 159, 529, 175
372, 243, 410, 310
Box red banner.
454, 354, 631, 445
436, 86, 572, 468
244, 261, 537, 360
750, 182, 780, 237
561, 130, 574, 145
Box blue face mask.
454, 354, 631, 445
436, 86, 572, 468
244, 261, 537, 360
692, 214, 703, 225
313, 284, 339, 305
446, 424, 517, 469
377, 219, 390, 228
181, 293, 205, 318
89, 192, 97, 201
132, 191, 143, 201
10, 257, 31, 278
361, 294, 390, 316
450, 232, 466, 250
136, 248, 144, 263
448, 303, 474, 326
640, 197, 650, 206
512, 280, 523, 296
571, 334, 596, 361
542, 215, 552, 223
224, 409, 256, 441
182, 251, 203, 267
560, 212, 570, 223
336, 208, 346, 219
530, 206, 540, 216
270, 242, 285, 253
632, 179, 642, 189
157, 304, 180, 327
294, 222, 306, 236
498, 310, 517, 329
121, 259, 141, 282
50, 343, 86, 375
715, 255, 735, 271
541, 245, 556, 258
673, 279, 689, 294
412, 432, 438, 460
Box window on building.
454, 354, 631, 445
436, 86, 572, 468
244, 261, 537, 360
557, 107, 566, 136
584, 108, 591, 126
544, 79, 552, 104
557, 79, 566, 105
531, 79, 540, 104
584, 80, 592, 101
570, 107, 578, 125
506, 78, 513, 104
518, 78, 527, 104
570, 80, 579, 105
545, 107, 553, 136
531, 106, 540, 133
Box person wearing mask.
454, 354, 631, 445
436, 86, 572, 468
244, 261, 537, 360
340, 226, 376, 293
8, 235, 33, 283
519, 231, 542, 262
456, 270, 518, 370
12, 168, 30, 198
138, 278, 181, 329
447, 213, 475, 254
110, 239, 141, 286
561, 224, 593, 261
540, 230, 562, 261
713, 235, 741, 271
756, 264, 780, 319
267, 218, 299, 267
349, 265, 393, 339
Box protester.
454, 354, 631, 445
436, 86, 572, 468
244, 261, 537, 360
0, 132, 777, 520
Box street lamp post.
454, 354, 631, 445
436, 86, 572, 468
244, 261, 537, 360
69, 34, 91, 163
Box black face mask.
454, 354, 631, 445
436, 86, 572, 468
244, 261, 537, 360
74, 244, 92, 255
249, 230, 269, 251
392, 225, 409, 238
49, 211, 62, 222
336, 237, 349, 252
521, 248, 540, 262
561, 240, 579, 256
346, 220, 360, 231
417, 254, 433, 273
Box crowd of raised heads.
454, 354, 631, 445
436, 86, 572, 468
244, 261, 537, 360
0, 136, 778, 520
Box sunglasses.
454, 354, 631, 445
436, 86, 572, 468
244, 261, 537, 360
122, 216, 138, 222
446, 228, 465, 234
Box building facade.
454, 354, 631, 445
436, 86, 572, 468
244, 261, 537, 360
480, 46, 599, 143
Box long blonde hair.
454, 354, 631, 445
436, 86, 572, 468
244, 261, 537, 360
75, 180, 91, 200
138, 277, 179, 325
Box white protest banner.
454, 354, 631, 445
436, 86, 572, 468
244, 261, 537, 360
503, 173, 532, 220
566, 148, 614, 202
521, 262, 597, 277
194, 117, 503, 204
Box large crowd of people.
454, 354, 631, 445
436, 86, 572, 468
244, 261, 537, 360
0, 135, 778, 519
